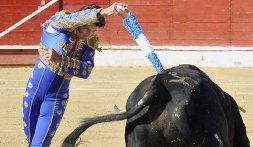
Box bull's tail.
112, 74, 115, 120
61, 76, 160, 147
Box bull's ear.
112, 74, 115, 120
149, 75, 160, 91
150, 74, 171, 100
150, 74, 164, 89
142, 75, 163, 103
134, 75, 158, 107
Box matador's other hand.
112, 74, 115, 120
43, 48, 61, 64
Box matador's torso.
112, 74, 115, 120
38, 9, 101, 79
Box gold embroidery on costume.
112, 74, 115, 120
24, 101, 28, 108
83, 64, 87, 69
55, 10, 71, 15
51, 9, 98, 32
76, 62, 80, 69
74, 40, 85, 58
24, 91, 29, 97
64, 67, 69, 72
64, 35, 75, 54
73, 60, 80, 69
88, 66, 93, 73
81, 46, 90, 60
64, 100, 68, 109
57, 110, 63, 116
28, 82, 33, 89
61, 100, 67, 106
60, 55, 82, 74
23, 121, 27, 127
22, 139, 29, 147
73, 70, 79, 75
38, 62, 43, 69
39, 7, 100, 78
58, 40, 67, 49
64, 74, 72, 80
50, 131, 55, 137
31, 72, 33, 79
63, 93, 68, 98
82, 70, 87, 76
38, 46, 61, 74
87, 33, 101, 52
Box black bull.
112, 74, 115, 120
62, 64, 250, 147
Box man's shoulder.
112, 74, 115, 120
55, 10, 72, 16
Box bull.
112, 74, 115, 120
61, 64, 250, 147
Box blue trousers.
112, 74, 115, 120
23, 60, 70, 146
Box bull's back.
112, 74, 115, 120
125, 64, 234, 147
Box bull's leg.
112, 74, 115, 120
126, 125, 150, 147
230, 97, 250, 147
126, 124, 166, 147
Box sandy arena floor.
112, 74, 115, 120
0, 66, 252, 146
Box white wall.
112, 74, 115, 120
96, 46, 253, 67
0, 45, 252, 67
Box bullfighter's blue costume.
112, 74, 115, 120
22, 8, 101, 146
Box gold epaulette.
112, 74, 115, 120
87, 33, 102, 52
55, 10, 71, 16
50, 9, 98, 32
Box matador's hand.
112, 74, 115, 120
100, 2, 128, 16
43, 48, 61, 64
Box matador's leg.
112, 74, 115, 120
30, 73, 70, 146
23, 61, 46, 144
31, 98, 68, 146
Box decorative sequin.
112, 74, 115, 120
64, 74, 72, 79
62, 100, 68, 109
88, 66, 92, 73
50, 131, 55, 137
57, 110, 63, 116
62, 100, 66, 106
58, 40, 66, 48
83, 64, 87, 69
24, 91, 29, 97
73, 60, 80, 69
64, 67, 69, 72
63, 93, 68, 98
87, 34, 101, 51
73, 70, 79, 75
82, 70, 87, 76
28, 82, 33, 89
38, 62, 43, 69
22, 139, 29, 147
24, 101, 28, 108
23, 121, 27, 127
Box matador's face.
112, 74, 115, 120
76, 24, 98, 40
